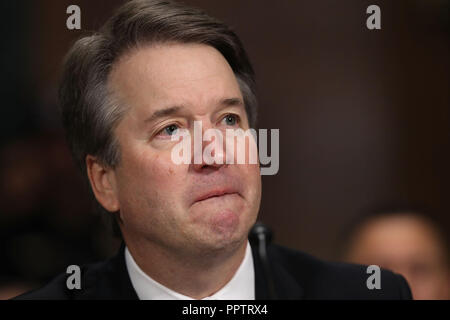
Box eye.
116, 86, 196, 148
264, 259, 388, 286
222, 114, 240, 126
159, 124, 179, 136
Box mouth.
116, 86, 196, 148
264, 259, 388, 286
193, 188, 239, 204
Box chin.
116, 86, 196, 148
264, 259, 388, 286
195, 215, 252, 253
195, 235, 245, 258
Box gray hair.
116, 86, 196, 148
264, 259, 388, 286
59, 0, 258, 237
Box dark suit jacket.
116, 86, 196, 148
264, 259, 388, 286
14, 242, 412, 300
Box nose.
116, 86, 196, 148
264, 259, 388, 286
191, 120, 226, 172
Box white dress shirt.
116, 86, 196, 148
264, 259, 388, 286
125, 241, 255, 300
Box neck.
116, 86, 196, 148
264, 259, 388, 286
125, 237, 248, 299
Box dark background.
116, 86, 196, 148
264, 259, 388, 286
0, 0, 448, 291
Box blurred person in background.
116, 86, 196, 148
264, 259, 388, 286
341, 208, 450, 300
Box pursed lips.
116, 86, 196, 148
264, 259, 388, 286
193, 188, 239, 205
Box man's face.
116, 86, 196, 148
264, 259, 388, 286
107, 43, 261, 255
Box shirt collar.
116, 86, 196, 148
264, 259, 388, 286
125, 241, 255, 300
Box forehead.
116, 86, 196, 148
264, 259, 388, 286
108, 42, 242, 113
357, 216, 446, 258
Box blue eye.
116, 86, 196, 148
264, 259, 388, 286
223, 114, 239, 126
162, 124, 179, 136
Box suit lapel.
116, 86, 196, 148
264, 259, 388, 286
108, 242, 140, 299
78, 242, 139, 300
251, 243, 304, 300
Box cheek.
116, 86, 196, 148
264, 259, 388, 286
239, 163, 262, 201
117, 150, 187, 208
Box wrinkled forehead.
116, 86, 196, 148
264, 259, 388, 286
107, 42, 243, 115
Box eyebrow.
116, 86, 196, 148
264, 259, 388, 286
221, 97, 244, 107
144, 106, 183, 124
144, 97, 244, 124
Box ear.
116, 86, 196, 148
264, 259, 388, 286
86, 155, 120, 212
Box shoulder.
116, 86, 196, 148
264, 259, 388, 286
12, 260, 109, 300
268, 244, 412, 300
12, 246, 137, 300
